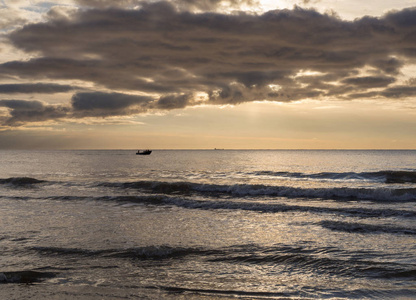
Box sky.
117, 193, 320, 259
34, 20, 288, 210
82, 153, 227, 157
0, 0, 415, 149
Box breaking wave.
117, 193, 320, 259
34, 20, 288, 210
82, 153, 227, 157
103, 180, 416, 202
0, 177, 46, 186
319, 220, 416, 235
252, 170, 416, 184
0, 270, 55, 284
43, 194, 416, 218
2, 174, 416, 202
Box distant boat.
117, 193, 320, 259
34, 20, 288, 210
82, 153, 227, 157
214, 148, 224, 150
136, 150, 152, 155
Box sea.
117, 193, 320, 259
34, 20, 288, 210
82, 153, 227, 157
0, 150, 415, 299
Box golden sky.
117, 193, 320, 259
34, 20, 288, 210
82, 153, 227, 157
0, 0, 415, 149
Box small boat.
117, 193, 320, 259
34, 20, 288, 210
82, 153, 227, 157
136, 149, 152, 155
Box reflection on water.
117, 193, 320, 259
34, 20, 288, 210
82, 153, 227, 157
0, 150, 415, 299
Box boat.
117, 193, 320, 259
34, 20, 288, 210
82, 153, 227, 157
136, 149, 152, 155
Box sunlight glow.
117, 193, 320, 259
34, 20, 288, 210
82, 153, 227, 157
293, 70, 327, 78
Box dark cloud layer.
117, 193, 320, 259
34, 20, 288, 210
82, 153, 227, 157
0, 83, 74, 94
0, 100, 69, 126
0, 2, 416, 126
156, 94, 190, 109
72, 92, 153, 117
341, 76, 396, 88
0, 92, 191, 125
75, 0, 259, 11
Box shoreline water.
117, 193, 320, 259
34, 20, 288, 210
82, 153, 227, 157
1, 150, 415, 299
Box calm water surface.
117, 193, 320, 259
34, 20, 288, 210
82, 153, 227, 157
0, 150, 415, 299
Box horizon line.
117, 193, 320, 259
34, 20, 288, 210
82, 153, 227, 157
1, 148, 416, 151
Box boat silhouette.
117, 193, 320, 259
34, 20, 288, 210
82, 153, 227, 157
136, 150, 152, 155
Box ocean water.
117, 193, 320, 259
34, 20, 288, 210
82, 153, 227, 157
0, 149, 415, 299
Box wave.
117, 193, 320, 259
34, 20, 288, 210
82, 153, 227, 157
152, 285, 415, 299
21, 194, 416, 219
378, 171, 416, 184
29, 243, 416, 281
212, 252, 416, 279
209, 244, 416, 280
253, 170, 416, 184
320, 220, 416, 235
2, 175, 415, 202
30, 245, 220, 260
0, 270, 55, 284
0, 177, 46, 186
159, 198, 416, 218
103, 180, 416, 202
150, 285, 298, 298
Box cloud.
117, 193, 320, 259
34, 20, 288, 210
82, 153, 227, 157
0, 0, 70, 31
75, 0, 259, 11
341, 76, 396, 88
0, 6, 26, 30
371, 57, 404, 75
0, 83, 74, 94
0, 92, 153, 125
0, 91, 198, 126
0, 99, 69, 126
71, 92, 153, 117
0, 99, 44, 110
384, 7, 416, 28
74, 0, 142, 8
347, 83, 416, 99
155, 94, 190, 109
381, 85, 416, 98
0, 2, 415, 126
173, 0, 260, 11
